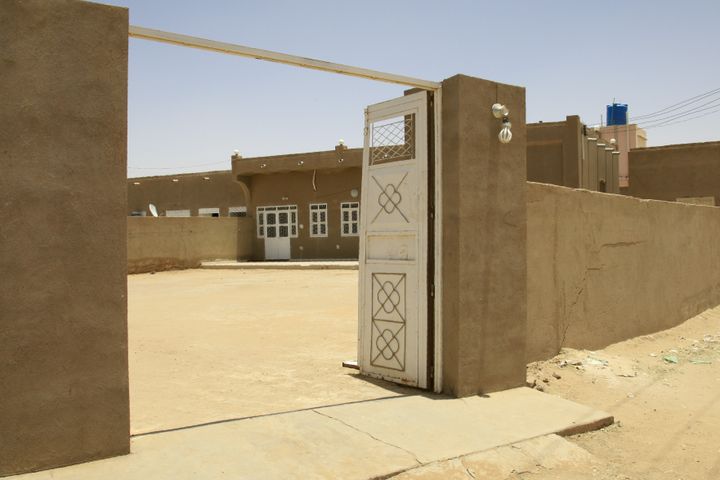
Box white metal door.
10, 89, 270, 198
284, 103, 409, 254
359, 91, 429, 388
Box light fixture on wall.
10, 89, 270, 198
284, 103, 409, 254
336, 139, 347, 163
492, 103, 512, 144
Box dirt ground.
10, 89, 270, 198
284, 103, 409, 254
130, 269, 720, 479
392, 306, 720, 480
523, 305, 720, 480
128, 269, 410, 435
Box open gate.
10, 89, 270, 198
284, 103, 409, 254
358, 91, 433, 389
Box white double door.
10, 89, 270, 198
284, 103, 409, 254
358, 91, 430, 389
262, 206, 295, 260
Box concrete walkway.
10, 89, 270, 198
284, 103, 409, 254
15, 388, 611, 480
201, 260, 359, 270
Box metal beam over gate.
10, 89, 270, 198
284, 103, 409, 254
129, 26, 441, 91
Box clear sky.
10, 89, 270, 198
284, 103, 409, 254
100, 0, 720, 177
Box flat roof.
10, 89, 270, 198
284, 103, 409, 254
233, 148, 362, 176
631, 140, 720, 152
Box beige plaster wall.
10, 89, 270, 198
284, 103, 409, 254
527, 182, 720, 363
128, 217, 254, 273
0, 0, 129, 475
625, 141, 720, 204
527, 116, 582, 189
441, 74, 527, 396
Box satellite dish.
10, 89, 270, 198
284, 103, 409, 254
148, 203, 159, 217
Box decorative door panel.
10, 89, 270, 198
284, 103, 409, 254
363, 264, 418, 382
366, 165, 418, 230
359, 91, 429, 388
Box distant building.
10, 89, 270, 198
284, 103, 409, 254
231, 144, 361, 260
624, 141, 720, 206
598, 123, 647, 188
128, 170, 246, 218
129, 124, 720, 262
128, 143, 362, 261
527, 115, 620, 193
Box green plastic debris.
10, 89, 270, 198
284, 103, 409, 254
663, 355, 679, 364
585, 357, 609, 366
690, 359, 712, 365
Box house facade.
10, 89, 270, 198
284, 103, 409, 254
232, 144, 362, 260
128, 143, 363, 260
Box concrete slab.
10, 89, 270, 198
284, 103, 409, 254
12, 410, 417, 480
201, 260, 359, 270
319, 387, 613, 464
12, 387, 611, 480
393, 434, 600, 479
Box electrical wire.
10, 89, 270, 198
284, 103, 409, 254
642, 106, 720, 130
586, 86, 720, 128
635, 96, 720, 127
630, 86, 720, 121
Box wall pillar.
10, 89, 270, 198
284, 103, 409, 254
0, 0, 129, 475
562, 115, 582, 188
440, 74, 527, 397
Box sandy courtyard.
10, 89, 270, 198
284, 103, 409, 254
128, 269, 410, 435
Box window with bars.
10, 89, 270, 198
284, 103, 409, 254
198, 207, 220, 217
309, 203, 328, 237
228, 206, 247, 217
340, 202, 359, 237
256, 205, 298, 239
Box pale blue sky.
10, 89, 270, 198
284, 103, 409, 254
100, 0, 720, 177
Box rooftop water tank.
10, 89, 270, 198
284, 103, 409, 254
606, 103, 628, 126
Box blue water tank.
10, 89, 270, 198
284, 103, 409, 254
606, 103, 628, 126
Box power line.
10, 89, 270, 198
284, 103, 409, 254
638, 97, 720, 128
642, 106, 720, 130
630, 86, 720, 121
586, 86, 720, 128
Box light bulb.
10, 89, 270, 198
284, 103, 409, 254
499, 126, 512, 144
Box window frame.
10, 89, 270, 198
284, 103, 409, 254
340, 202, 360, 237
309, 203, 328, 238
256, 205, 298, 239
198, 207, 220, 217
165, 209, 191, 217
228, 206, 247, 217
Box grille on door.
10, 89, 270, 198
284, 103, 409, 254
370, 114, 415, 165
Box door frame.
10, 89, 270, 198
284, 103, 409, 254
432, 89, 442, 394
258, 204, 297, 261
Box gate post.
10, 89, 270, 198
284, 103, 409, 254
0, 0, 129, 475
440, 74, 527, 396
